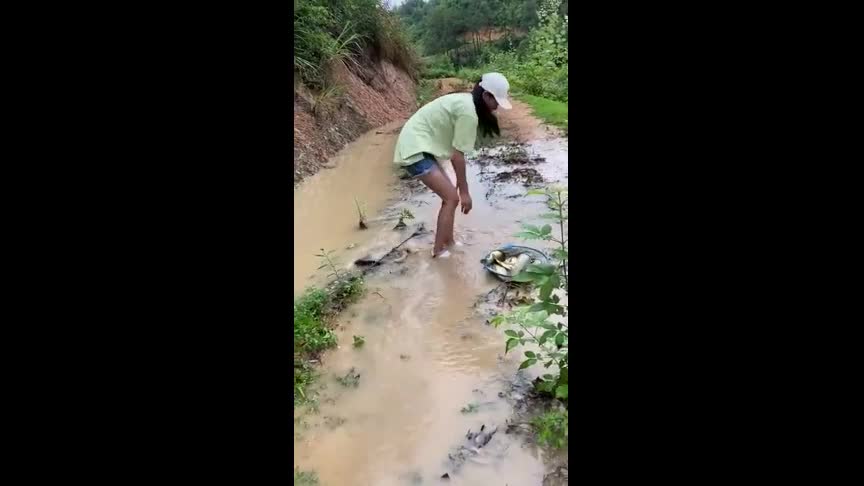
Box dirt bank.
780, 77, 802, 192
294, 58, 417, 186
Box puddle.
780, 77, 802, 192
294, 126, 568, 485
293, 119, 406, 295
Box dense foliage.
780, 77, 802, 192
401, 0, 568, 103
396, 0, 542, 59
294, 0, 418, 88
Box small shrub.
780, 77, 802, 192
532, 409, 568, 448
491, 186, 568, 402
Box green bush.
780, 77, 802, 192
491, 187, 568, 402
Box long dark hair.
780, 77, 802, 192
472, 81, 500, 138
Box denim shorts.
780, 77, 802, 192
404, 153, 438, 178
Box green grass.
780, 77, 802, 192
532, 409, 568, 449
516, 93, 568, 132
294, 468, 319, 485
294, 275, 365, 404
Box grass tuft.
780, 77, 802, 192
294, 274, 365, 404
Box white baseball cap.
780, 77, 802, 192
479, 72, 512, 110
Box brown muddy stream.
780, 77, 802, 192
294, 123, 568, 485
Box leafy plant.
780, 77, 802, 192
492, 307, 568, 400
532, 409, 568, 448
354, 198, 368, 229
492, 185, 568, 402
353, 335, 365, 348
514, 186, 568, 290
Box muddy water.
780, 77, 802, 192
294, 134, 568, 485
293, 120, 406, 295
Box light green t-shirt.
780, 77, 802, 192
393, 93, 478, 166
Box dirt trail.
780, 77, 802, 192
294, 83, 568, 485
434, 77, 562, 142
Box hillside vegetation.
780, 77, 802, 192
294, 0, 419, 89
398, 0, 569, 105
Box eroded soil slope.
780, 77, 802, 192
294, 59, 417, 186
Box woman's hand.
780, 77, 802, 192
458, 187, 472, 214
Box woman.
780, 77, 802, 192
393, 72, 512, 258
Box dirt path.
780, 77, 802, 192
294, 82, 568, 485
434, 77, 563, 143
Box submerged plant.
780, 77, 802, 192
354, 198, 368, 229
336, 367, 361, 387
460, 403, 479, 414
394, 207, 415, 229
315, 248, 343, 281
352, 335, 365, 348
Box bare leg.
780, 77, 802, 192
417, 164, 459, 256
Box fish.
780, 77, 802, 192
508, 254, 532, 275
484, 250, 505, 265
489, 254, 533, 277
